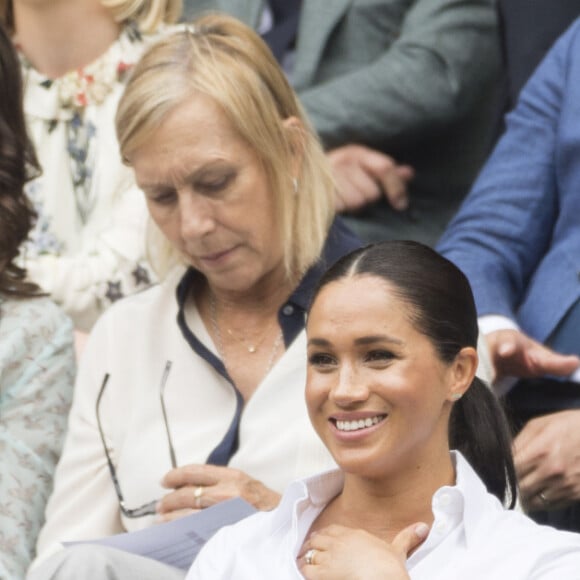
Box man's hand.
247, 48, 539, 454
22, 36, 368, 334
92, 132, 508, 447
486, 329, 579, 382
515, 410, 580, 510
327, 144, 414, 213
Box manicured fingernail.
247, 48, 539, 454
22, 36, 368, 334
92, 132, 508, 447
415, 523, 429, 538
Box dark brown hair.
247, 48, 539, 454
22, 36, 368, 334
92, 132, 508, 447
0, 1, 13, 33
0, 22, 41, 296
310, 240, 518, 508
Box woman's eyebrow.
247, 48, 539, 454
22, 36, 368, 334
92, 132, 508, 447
307, 337, 332, 347
354, 335, 403, 346
307, 335, 403, 347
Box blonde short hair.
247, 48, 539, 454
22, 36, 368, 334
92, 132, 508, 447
0, 0, 181, 33
102, 0, 182, 33
117, 13, 335, 281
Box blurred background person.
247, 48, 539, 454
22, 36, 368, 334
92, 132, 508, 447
0, 0, 182, 332
184, 0, 501, 247
0, 22, 75, 579
438, 18, 580, 533
29, 14, 361, 576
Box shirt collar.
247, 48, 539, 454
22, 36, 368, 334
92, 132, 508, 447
425, 451, 500, 551
270, 468, 344, 531
269, 451, 499, 550
451, 450, 503, 548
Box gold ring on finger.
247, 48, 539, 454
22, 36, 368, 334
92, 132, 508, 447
304, 548, 317, 566
194, 485, 204, 509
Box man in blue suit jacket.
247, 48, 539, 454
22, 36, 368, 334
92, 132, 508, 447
438, 19, 580, 531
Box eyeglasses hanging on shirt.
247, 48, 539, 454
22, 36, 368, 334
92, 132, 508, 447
95, 361, 177, 518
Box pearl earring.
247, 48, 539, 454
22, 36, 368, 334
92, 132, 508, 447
450, 393, 462, 402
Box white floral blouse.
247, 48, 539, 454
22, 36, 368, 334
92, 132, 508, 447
0, 295, 75, 579
18, 24, 165, 332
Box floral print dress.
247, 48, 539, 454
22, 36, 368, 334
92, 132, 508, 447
18, 24, 163, 332
0, 296, 75, 579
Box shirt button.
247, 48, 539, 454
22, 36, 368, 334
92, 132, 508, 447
434, 520, 447, 533
282, 304, 294, 316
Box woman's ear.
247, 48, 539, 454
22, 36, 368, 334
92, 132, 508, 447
447, 346, 478, 402
282, 116, 305, 183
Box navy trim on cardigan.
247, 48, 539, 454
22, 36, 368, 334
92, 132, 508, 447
175, 217, 361, 466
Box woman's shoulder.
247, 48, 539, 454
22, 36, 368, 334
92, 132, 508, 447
454, 452, 579, 549
480, 507, 580, 575
0, 294, 72, 335
457, 457, 580, 568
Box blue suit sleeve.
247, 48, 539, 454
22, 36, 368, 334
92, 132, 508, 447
437, 19, 580, 320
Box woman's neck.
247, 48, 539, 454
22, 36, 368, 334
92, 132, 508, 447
328, 449, 456, 542
13, 0, 122, 78
205, 265, 297, 319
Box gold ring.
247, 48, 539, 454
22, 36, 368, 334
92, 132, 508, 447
304, 548, 316, 566
194, 485, 204, 509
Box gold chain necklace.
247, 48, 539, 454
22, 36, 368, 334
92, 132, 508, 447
210, 293, 276, 354
209, 293, 284, 374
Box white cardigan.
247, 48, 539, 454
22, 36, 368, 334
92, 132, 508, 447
34, 266, 336, 566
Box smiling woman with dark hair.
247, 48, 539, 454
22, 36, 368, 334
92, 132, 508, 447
187, 241, 580, 580
0, 22, 75, 579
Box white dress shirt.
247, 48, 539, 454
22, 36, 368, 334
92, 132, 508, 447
187, 452, 580, 579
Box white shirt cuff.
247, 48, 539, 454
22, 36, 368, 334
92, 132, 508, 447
479, 316, 580, 387
478, 314, 520, 336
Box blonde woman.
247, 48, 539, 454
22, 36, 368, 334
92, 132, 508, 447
0, 0, 181, 331
28, 14, 361, 577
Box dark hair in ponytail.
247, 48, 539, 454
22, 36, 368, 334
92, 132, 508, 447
310, 240, 518, 508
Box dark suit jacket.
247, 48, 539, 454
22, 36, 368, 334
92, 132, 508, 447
499, 0, 580, 109
492, 0, 580, 141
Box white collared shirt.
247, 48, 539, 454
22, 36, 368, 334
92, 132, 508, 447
187, 452, 580, 579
